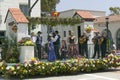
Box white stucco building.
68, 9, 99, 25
0, 0, 41, 37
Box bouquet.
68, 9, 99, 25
18, 37, 35, 46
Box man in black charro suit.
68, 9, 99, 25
92, 33, 100, 59
36, 31, 42, 60
80, 33, 89, 58
100, 33, 107, 58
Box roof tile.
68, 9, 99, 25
8, 8, 29, 23
76, 11, 94, 19
94, 15, 120, 24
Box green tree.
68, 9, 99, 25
41, 0, 60, 16
109, 7, 120, 15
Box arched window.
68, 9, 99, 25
116, 29, 120, 49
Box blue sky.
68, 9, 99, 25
56, 0, 120, 15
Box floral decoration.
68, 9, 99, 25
18, 38, 35, 46
0, 54, 120, 79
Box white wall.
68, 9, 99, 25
17, 23, 28, 42
5, 12, 15, 41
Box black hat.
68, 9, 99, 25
37, 31, 42, 34
55, 30, 59, 34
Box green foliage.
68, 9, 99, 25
41, 0, 60, 14
1, 38, 20, 63
27, 17, 81, 27
109, 7, 120, 15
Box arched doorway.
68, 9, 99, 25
116, 29, 120, 49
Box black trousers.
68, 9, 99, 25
54, 44, 60, 59
92, 44, 100, 58
36, 44, 42, 59
61, 51, 66, 59
101, 44, 106, 58
81, 44, 88, 58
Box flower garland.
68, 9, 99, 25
27, 17, 81, 27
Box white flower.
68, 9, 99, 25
13, 71, 16, 74
17, 66, 20, 70
6, 66, 15, 71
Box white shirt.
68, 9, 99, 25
53, 35, 58, 42
31, 36, 36, 43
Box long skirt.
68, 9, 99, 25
67, 44, 78, 58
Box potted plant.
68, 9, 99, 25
18, 38, 35, 63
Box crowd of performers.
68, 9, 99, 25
32, 30, 112, 61
79, 32, 108, 59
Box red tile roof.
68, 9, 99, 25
94, 15, 120, 24
76, 11, 95, 19
5, 8, 29, 23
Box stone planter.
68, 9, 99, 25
19, 46, 34, 63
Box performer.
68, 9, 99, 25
36, 31, 42, 60
53, 31, 61, 59
79, 33, 89, 58
67, 31, 78, 58
92, 33, 100, 59
60, 40, 67, 60
48, 36, 56, 62
100, 33, 107, 58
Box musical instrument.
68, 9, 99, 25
79, 36, 87, 44
98, 37, 104, 45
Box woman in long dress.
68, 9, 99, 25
48, 36, 56, 62
67, 31, 78, 58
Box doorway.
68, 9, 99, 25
77, 26, 81, 54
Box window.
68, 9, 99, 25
0, 31, 5, 37
64, 31, 66, 37
19, 4, 29, 16
69, 30, 71, 36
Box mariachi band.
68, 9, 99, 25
79, 32, 107, 59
